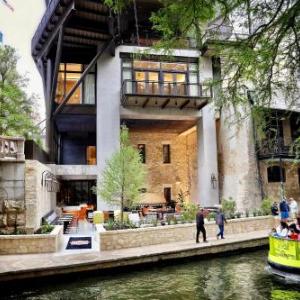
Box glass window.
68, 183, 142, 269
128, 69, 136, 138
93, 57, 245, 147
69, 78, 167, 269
66, 64, 82, 72
267, 166, 286, 182
86, 146, 96, 165
122, 61, 132, 68
133, 60, 160, 69
163, 144, 171, 163
138, 144, 146, 163
55, 63, 95, 105
189, 63, 198, 71
161, 62, 187, 71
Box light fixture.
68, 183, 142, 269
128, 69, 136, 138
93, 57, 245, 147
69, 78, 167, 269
211, 173, 217, 189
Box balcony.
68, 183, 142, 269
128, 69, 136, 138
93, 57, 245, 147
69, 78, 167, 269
258, 138, 298, 160
121, 80, 211, 110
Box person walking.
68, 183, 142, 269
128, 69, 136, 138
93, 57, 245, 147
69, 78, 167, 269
216, 209, 226, 239
196, 208, 207, 243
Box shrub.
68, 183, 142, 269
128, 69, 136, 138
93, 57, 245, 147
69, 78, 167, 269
207, 212, 216, 221
252, 209, 257, 217
261, 197, 273, 215
104, 220, 137, 231
222, 197, 236, 219
235, 211, 242, 218
245, 209, 250, 218
182, 201, 198, 223
35, 224, 54, 234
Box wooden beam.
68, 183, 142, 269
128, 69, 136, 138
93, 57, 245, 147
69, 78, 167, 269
161, 98, 170, 109
64, 35, 101, 46
53, 39, 114, 117
142, 98, 150, 108
180, 99, 190, 110
197, 100, 208, 110
33, 2, 74, 59
50, 27, 64, 105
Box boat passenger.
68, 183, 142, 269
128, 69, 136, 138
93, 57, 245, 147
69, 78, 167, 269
288, 228, 298, 240
275, 221, 289, 237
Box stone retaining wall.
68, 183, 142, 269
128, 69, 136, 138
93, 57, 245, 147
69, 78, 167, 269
98, 216, 276, 251
0, 225, 62, 255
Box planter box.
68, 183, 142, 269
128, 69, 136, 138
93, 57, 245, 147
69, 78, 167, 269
0, 225, 63, 255
98, 216, 276, 251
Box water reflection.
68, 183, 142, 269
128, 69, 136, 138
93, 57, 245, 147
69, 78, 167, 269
3, 250, 300, 300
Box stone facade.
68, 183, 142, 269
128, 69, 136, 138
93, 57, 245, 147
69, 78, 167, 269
0, 225, 62, 255
25, 160, 56, 231
0, 162, 25, 232
217, 109, 262, 211
98, 216, 275, 250
129, 129, 197, 203
260, 161, 300, 202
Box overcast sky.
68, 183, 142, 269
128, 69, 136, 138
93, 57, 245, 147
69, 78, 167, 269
0, 0, 45, 118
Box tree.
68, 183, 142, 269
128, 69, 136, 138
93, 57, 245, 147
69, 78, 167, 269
96, 126, 147, 223
0, 45, 40, 141
105, 0, 300, 137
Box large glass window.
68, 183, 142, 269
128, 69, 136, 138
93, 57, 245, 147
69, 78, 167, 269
56, 63, 95, 105
122, 59, 199, 96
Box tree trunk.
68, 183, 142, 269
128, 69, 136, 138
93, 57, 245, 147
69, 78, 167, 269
121, 194, 124, 224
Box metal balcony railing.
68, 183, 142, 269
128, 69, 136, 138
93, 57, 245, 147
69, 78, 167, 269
258, 138, 297, 159
122, 80, 212, 99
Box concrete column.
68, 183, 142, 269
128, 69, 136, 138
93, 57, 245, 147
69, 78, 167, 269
197, 104, 219, 207
96, 52, 121, 210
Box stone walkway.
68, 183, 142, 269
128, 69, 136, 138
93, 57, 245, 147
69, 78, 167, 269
0, 230, 270, 282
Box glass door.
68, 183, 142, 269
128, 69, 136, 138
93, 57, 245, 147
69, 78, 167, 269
135, 71, 146, 94
175, 73, 186, 96
148, 72, 159, 94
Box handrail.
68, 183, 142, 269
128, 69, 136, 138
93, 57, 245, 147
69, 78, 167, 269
258, 138, 297, 158
122, 79, 212, 98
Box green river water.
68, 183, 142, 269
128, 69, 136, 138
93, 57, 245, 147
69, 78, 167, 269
3, 249, 300, 300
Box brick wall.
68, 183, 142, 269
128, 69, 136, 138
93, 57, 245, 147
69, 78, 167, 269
129, 129, 198, 202
260, 161, 300, 202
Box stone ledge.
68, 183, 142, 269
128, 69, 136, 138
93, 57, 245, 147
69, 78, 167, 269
98, 216, 275, 250
0, 225, 62, 254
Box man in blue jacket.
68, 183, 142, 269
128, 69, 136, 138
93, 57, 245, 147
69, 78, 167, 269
216, 209, 226, 239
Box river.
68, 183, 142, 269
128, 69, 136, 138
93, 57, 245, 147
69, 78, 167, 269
3, 249, 300, 300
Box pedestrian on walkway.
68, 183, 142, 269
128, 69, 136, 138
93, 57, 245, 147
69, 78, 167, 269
196, 208, 207, 243
271, 202, 279, 216
216, 209, 226, 239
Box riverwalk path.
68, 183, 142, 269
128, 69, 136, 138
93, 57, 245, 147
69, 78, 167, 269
0, 230, 269, 283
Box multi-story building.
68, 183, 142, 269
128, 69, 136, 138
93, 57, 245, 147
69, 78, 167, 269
31, 0, 299, 213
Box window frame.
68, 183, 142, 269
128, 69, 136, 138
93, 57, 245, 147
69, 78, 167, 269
267, 165, 286, 183
138, 144, 146, 164
163, 144, 171, 164
56, 63, 96, 105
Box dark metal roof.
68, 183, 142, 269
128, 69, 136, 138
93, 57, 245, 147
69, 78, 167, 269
32, 0, 112, 61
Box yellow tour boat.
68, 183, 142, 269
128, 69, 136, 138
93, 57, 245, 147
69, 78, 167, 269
268, 235, 300, 281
